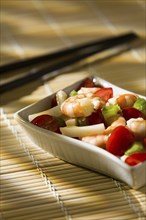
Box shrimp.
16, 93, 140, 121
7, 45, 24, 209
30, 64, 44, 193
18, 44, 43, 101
61, 95, 94, 117
61, 94, 104, 117
116, 93, 137, 109
81, 134, 109, 148
127, 117, 146, 139
105, 116, 126, 134
77, 87, 101, 97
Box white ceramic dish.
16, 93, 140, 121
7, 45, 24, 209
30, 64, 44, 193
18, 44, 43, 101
14, 76, 146, 189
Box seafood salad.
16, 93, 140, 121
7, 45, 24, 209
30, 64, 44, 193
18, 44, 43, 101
29, 78, 146, 166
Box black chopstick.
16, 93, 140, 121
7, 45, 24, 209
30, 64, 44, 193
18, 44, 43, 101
0, 32, 138, 74
0, 32, 139, 93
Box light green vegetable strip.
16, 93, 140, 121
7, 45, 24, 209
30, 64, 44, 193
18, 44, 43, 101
69, 90, 77, 96
133, 97, 146, 116
102, 104, 121, 124
125, 142, 145, 155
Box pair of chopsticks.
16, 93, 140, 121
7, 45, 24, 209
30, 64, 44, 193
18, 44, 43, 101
0, 32, 139, 93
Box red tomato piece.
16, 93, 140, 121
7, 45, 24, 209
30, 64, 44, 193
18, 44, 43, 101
87, 109, 105, 125
95, 88, 113, 102
122, 107, 145, 120
31, 115, 60, 133
79, 78, 95, 88
106, 125, 135, 156
125, 153, 146, 166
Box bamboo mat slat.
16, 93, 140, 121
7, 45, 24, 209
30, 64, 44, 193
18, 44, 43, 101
1, 1, 146, 220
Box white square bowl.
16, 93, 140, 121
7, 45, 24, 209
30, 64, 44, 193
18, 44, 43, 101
14, 76, 146, 189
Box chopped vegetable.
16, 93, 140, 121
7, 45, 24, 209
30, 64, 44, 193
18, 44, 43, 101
69, 90, 78, 96
31, 115, 60, 133
125, 153, 146, 166
122, 107, 145, 120
102, 104, 121, 125
125, 141, 145, 155
133, 98, 146, 116
79, 77, 95, 88
87, 109, 104, 125
95, 88, 113, 102
106, 125, 135, 156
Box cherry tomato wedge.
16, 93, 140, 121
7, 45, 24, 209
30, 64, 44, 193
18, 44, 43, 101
106, 125, 135, 156
31, 115, 60, 133
125, 153, 146, 166
122, 107, 145, 121
95, 88, 113, 102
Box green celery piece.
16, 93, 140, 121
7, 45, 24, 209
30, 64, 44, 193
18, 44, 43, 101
133, 97, 146, 116
125, 142, 145, 155
102, 104, 121, 122
69, 90, 77, 96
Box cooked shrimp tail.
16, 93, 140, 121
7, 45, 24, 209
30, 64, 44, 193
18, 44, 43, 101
81, 135, 109, 148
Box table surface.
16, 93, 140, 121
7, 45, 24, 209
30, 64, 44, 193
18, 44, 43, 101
1, 1, 146, 220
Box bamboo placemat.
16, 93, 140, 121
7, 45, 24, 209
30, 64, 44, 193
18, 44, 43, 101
1, 1, 146, 219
